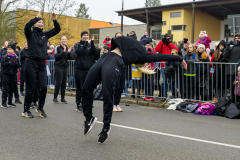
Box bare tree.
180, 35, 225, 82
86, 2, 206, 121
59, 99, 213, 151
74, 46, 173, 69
145, 0, 161, 7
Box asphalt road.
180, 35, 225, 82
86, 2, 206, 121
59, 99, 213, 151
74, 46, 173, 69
0, 94, 240, 160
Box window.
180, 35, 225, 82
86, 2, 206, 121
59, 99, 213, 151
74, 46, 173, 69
172, 25, 186, 31
170, 12, 181, 18
152, 29, 162, 40
90, 34, 99, 40
162, 21, 166, 26
224, 25, 233, 37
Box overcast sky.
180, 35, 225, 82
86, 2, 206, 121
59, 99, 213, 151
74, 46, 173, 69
75, 0, 203, 25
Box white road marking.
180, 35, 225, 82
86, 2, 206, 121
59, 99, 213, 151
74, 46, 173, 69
96, 121, 240, 149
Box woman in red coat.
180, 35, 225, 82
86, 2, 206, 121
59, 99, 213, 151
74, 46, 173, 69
103, 34, 111, 48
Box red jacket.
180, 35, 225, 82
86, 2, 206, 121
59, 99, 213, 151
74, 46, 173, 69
103, 38, 111, 48
155, 41, 179, 67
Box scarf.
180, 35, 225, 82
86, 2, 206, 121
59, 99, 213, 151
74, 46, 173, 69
7, 54, 15, 57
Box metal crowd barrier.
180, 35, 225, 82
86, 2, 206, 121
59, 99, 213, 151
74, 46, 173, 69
14, 60, 239, 103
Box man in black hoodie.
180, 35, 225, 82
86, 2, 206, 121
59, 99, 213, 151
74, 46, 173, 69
127, 31, 137, 40
20, 42, 28, 96
74, 30, 99, 112
224, 33, 240, 102
22, 10, 60, 118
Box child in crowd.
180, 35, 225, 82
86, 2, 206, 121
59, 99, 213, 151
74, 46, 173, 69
196, 31, 212, 57
184, 44, 198, 100
233, 66, 240, 102
131, 64, 142, 98
1, 43, 20, 108
164, 49, 180, 98
196, 44, 210, 101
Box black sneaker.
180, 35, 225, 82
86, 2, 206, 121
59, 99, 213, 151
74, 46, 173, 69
52, 99, 59, 104
1, 102, 8, 108
30, 103, 35, 109
7, 102, 16, 108
76, 104, 83, 112
20, 92, 25, 96
84, 117, 97, 135
22, 111, 34, 118
15, 99, 22, 104
61, 99, 68, 104
35, 109, 47, 118
98, 127, 111, 144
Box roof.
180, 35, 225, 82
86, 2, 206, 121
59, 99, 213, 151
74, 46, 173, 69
115, 0, 240, 25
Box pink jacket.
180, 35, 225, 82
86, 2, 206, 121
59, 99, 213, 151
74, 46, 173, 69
195, 102, 216, 115
196, 37, 212, 49
233, 75, 240, 96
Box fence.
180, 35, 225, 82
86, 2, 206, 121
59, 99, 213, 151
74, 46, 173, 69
15, 60, 239, 103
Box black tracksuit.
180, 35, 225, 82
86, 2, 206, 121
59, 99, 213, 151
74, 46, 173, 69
73, 40, 98, 105
1, 54, 20, 103
82, 36, 183, 129
54, 45, 71, 100
20, 48, 27, 92
23, 17, 60, 112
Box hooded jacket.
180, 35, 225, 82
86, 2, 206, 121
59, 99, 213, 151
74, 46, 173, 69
155, 41, 179, 67
127, 32, 137, 40
20, 48, 28, 70
24, 17, 61, 60
224, 41, 240, 75
74, 40, 99, 71
196, 37, 212, 49
1, 53, 20, 75
54, 45, 71, 67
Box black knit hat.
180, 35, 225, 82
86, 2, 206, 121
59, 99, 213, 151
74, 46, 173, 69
7, 43, 17, 51
217, 40, 227, 49
81, 30, 88, 38
164, 33, 171, 39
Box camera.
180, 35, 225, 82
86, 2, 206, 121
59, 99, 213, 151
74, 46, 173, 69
184, 38, 188, 43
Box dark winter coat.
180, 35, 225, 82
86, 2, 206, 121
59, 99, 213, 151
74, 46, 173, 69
165, 55, 180, 82
184, 52, 198, 75
74, 40, 99, 71
24, 17, 61, 60
127, 33, 137, 40
20, 48, 27, 70
1, 54, 20, 75
224, 42, 240, 75
54, 45, 71, 67
197, 51, 210, 78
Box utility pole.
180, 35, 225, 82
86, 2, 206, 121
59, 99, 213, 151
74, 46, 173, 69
121, 0, 124, 33
146, 0, 150, 35
191, 0, 195, 43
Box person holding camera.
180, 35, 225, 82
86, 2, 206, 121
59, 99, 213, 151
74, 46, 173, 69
224, 33, 240, 102
127, 31, 137, 40
155, 33, 178, 101
178, 38, 190, 57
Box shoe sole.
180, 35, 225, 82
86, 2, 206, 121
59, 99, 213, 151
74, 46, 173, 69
22, 113, 34, 118
98, 127, 111, 144
35, 109, 47, 118
76, 109, 83, 112
85, 117, 97, 136
8, 105, 16, 108
52, 101, 59, 104
1, 105, 8, 108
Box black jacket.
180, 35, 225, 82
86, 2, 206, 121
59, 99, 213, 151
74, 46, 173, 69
24, 17, 61, 60
197, 51, 210, 78
127, 33, 137, 40
74, 40, 99, 71
54, 45, 71, 67
1, 54, 20, 75
20, 49, 28, 70
224, 43, 240, 75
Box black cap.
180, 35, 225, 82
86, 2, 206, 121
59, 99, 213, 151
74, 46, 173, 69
164, 33, 171, 38
7, 43, 17, 51
103, 45, 110, 51
81, 31, 88, 38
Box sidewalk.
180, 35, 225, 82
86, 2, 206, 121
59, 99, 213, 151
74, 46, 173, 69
47, 89, 170, 108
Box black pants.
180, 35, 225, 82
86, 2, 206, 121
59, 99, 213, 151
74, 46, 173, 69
143, 74, 154, 97
82, 52, 124, 129
24, 58, 47, 112
183, 76, 198, 100
131, 80, 141, 98
75, 70, 88, 105
2, 74, 14, 103
114, 67, 125, 106
54, 66, 68, 100
33, 81, 39, 103
20, 71, 25, 93
13, 74, 19, 99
